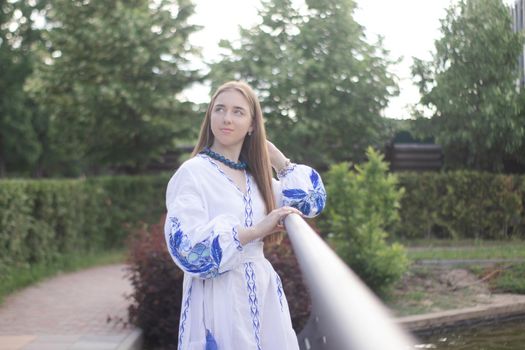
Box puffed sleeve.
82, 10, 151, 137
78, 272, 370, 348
164, 165, 243, 279
272, 163, 327, 218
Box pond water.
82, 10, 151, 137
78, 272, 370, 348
414, 318, 525, 350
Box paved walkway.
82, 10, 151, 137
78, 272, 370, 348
0, 264, 142, 350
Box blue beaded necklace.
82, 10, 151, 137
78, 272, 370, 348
200, 148, 248, 170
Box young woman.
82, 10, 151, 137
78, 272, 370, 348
164, 81, 326, 350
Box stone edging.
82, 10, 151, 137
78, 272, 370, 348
415, 258, 525, 266
396, 294, 525, 335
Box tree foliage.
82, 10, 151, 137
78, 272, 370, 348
25, 0, 201, 175
0, 0, 49, 176
411, 0, 525, 171
209, 0, 398, 170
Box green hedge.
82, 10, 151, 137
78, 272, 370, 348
396, 171, 525, 239
0, 174, 169, 277
3, 170, 523, 290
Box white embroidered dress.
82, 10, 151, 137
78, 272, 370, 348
164, 154, 326, 350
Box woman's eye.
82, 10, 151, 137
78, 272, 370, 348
214, 106, 224, 112
234, 109, 244, 116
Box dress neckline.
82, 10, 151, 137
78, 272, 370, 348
199, 154, 251, 197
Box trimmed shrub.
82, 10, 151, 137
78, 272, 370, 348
391, 172, 444, 239
0, 180, 35, 274
322, 147, 409, 295
0, 179, 95, 273
87, 174, 169, 247
519, 176, 525, 235
396, 171, 524, 239
0, 174, 169, 284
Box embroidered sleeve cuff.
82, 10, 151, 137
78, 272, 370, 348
215, 221, 244, 274
232, 226, 243, 251
280, 165, 327, 217
277, 162, 297, 180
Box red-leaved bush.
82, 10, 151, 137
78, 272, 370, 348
127, 214, 182, 349
126, 215, 312, 349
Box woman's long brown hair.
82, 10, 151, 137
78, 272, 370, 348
191, 81, 281, 244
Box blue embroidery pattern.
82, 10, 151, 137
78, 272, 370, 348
232, 226, 243, 251
244, 262, 262, 350
282, 169, 327, 216
244, 175, 254, 227
168, 217, 223, 279
178, 282, 193, 350
278, 163, 297, 179
276, 273, 284, 312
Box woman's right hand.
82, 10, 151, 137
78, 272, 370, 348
256, 206, 303, 237
237, 206, 302, 245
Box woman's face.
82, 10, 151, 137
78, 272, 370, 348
210, 89, 254, 150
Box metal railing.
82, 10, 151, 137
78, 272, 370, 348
284, 214, 415, 350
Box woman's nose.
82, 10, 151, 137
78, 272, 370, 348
223, 111, 233, 123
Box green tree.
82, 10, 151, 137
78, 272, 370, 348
0, 0, 49, 177
411, 0, 525, 171
26, 0, 201, 175
323, 147, 407, 295
210, 0, 398, 169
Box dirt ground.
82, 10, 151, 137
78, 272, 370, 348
387, 264, 521, 316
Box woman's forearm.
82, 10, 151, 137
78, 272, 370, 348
266, 140, 289, 171
237, 226, 260, 246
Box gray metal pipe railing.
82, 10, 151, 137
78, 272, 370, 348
284, 214, 415, 350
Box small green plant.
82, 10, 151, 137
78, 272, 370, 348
493, 263, 525, 294
323, 147, 408, 295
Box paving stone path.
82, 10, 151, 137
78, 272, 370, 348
0, 264, 142, 350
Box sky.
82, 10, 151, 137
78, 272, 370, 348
184, 0, 516, 119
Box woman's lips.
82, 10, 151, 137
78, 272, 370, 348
220, 128, 233, 133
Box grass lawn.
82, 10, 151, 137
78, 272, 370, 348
404, 239, 525, 261
0, 249, 127, 304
